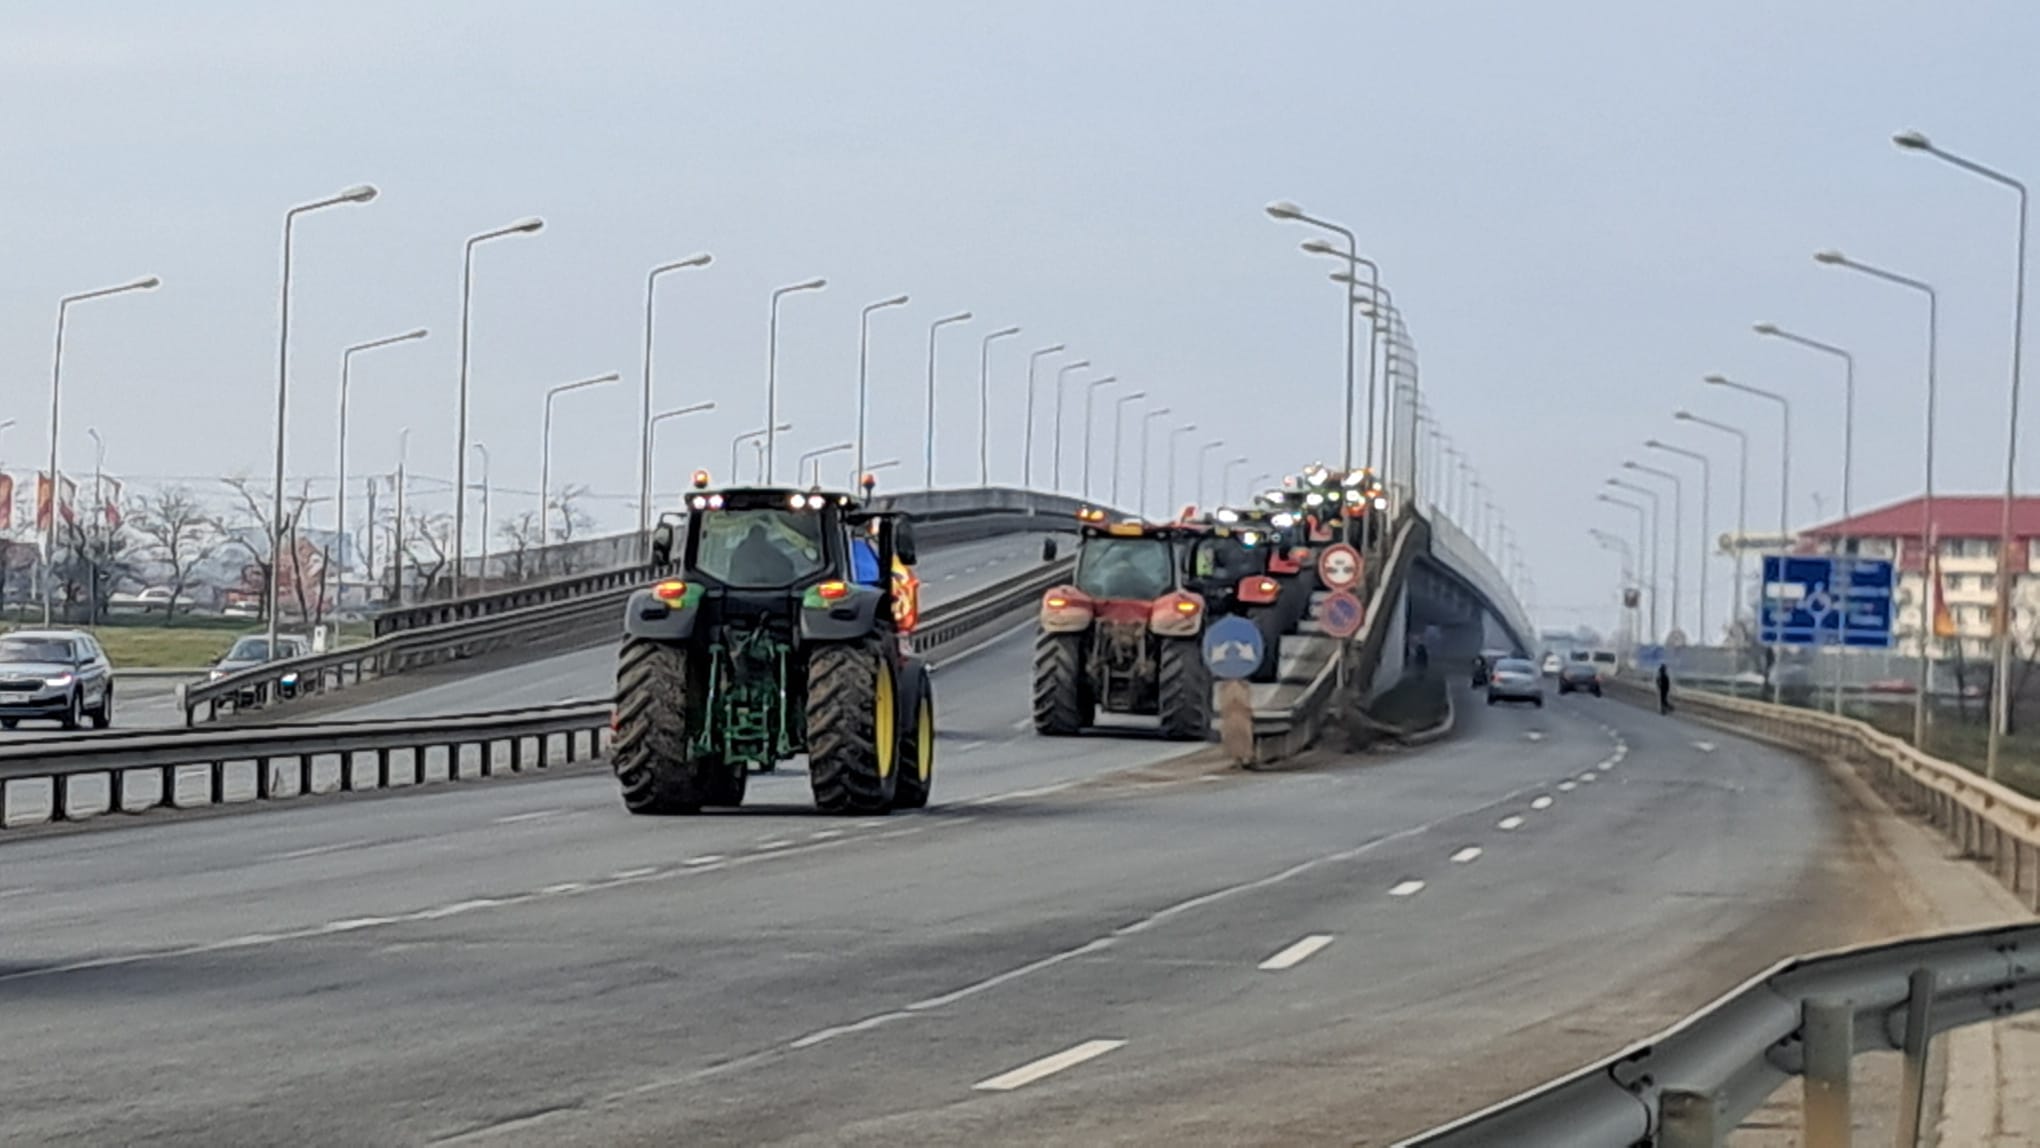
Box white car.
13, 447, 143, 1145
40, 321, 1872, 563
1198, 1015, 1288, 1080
1541, 653, 1562, 676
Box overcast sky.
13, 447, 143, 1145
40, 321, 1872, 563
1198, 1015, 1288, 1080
5, 1, 2036, 634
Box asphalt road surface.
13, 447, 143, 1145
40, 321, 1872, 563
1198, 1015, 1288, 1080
0, 662, 1890, 1146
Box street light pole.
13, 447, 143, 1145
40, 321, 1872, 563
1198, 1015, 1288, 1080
731, 424, 793, 483
393, 428, 409, 606
1812, 254, 1943, 743
1272, 204, 1369, 473
1676, 411, 1750, 638
541, 372, 622, 546
44, 276, 159, 624
1600, 493, 1657, 641
855, 293, 910, 484
1166, 424, 1198, 515
766, 277, 829, 485
452, 215, 543, 598
1647, 440, 1714, 644
1753, 319, 1854, 519
637, 253, 713, 541
272, 184, 377, 644
336, 328, 427, 611
1082, 376, 1120, 500
1625, 462, 1687, 638
798, 442, 855, 487
1139, 407, 1173, 518
1608, 481, 1665, 638
85, 428, 104, 627
1196, 440, 1225, 512
471, 442, 491, 586
1896, 130, 2028, 774
921, 310, 972, 489
647, 401, 717, 506
1052, 361, 1092, 492
1705, 374, 1792, 542
1021, 345, 1066, 490
1222, 456, 1249, 506
1109, 391, 1148, 506
977, 325, 1021, 486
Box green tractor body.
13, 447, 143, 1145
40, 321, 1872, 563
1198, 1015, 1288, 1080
611, 486, 935, 815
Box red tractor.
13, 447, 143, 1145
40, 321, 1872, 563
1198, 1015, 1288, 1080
1033, 516, 1212, 740
1181, 508, 1316, 683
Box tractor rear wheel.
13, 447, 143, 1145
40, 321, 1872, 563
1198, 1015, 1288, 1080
1157, 637, 1212, 741
1033, 632, 1090, 735
807, 640, 898, 814
892, 666, 936, 810
615, 638, 738, 814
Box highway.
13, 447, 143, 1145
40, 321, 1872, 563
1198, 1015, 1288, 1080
0, 667, 1887, 1146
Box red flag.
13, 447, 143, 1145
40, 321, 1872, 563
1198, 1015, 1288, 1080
37, 473, 77, 530
0, 474, 13, 530
102, 477, 124, 528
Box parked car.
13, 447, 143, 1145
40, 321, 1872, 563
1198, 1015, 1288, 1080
1486, 657, 1544, 707
108, 586, 178, 614
0, 629, 115, 729
210, 634, 313, 703
1556, 661, 1603, 697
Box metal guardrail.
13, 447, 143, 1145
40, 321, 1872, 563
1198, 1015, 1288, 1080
1399, 921, 2040, 1147
187, 491, 1108, 725
2, 558, 1075, 829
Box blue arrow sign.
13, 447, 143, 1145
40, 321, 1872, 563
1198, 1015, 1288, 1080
1202, 615, 1266, 680
1759, 555, 1895, 649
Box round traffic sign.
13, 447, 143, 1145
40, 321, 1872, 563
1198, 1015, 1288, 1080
1318, 589, 1366, 639
1317, 543, 1362, 591
1202, 615, 1266, 681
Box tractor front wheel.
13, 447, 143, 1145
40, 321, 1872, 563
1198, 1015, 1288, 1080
614, 638, 740, 814
1157, 637, 1213, 741
807, 640, 899, 814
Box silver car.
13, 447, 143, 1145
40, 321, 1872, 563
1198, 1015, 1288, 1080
0, 629, 115, 729
1485, 657, 1544, 708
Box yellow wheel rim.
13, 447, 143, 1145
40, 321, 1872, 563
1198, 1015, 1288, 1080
915, 697, 934, 782
874, 661, 896, 780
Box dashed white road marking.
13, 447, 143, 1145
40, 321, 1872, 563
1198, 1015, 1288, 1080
607, 867, 658, 881
1388, 879, 1426, 897
1578, 772, 1597, 783
1449, 847, 1483, 864
321, 916, 397, 932
1530, 796, 1555, 810
1258, 934, 1335, 970
0, 887, 35, 900
1497, 816, 1526, 831
757, 838, 796, 851
1524, 731, 1544, 742
271, 838, 372, 861
540, 882, 587, 895
1556, 781, 1576, 793
494, 808, 565, 825
682, 855, 724, 867
809, 829, 845, 841
973, 1040, 1127, 1092
1694, 740, 1717, 753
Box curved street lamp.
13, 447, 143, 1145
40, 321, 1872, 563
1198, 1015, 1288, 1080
451, 214, 543, 598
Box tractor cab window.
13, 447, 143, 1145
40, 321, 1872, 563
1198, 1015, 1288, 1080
1075, 537, 1175, 600
1189, 536, 1258, 585
693, 509, 828, 588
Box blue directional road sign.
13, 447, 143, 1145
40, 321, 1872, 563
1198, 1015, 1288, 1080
1202, 615, 1267, 680
1759, 554, 1895, 649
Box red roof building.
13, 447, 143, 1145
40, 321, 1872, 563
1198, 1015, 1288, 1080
1798, 495, 2040, 659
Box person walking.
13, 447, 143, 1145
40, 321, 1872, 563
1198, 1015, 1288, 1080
1656, 661, 1673, 715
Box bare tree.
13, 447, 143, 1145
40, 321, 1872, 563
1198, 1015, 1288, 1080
547, 484, 597, 575
406, 510, 453, 600
127, 485, 220, 622
497, 511, 544, 583
214, 476, 318, 624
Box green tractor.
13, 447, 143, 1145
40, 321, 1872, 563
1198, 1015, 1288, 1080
612, 485, 934, 815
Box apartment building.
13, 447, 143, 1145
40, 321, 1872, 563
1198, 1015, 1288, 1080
1797, 496, 2040, 660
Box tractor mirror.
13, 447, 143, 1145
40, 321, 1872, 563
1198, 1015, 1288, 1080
892, 520, 920, 567
649, 523, 676, 566
1041, 537, 1059, 563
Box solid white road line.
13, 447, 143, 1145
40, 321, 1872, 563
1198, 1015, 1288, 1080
1450, 846, 1483, 864
1530, 795, 1555, 810
1258, 934, 1335, 970
973, 1040, 1127, 1092
1388, 879, 1426, 897
271, 838, 372, 861
1497, 816, 1525, 831
493, 809, 564, 825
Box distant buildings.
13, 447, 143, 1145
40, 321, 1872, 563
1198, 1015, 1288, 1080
1797, 495, 2040, 661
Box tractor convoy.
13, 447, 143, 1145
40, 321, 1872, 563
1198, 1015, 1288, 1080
609, 467, 1382, 815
